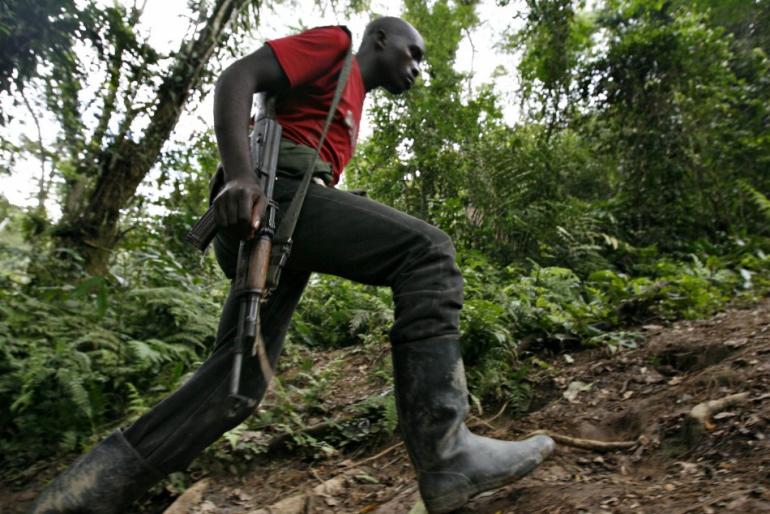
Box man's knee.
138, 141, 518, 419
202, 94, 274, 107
389, 224, 464, 344
395, 224, 463, 294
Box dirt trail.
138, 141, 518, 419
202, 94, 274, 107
195, 298, 770, 514
7, 299, 770, 513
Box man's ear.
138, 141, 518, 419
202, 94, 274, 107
375, 28, 387, 50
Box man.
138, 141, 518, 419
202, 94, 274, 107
31, 17, 554, 514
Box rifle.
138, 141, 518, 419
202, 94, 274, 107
185, 95, 281, 415
185, 45, 353, 416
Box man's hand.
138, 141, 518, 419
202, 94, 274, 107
213, 177, 267, 241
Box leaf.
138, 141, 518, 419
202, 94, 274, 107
563, 381, 593, 403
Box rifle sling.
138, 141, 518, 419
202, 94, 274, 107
266, 43, 354, 290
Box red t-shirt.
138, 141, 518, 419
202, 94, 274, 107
266, 26, 366, 185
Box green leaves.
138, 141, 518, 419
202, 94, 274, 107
0, 239, 222, 464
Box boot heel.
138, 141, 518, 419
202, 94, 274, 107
30, 430, 162, 514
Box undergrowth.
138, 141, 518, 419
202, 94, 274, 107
0, 237, 226, 471
2, 204, 769, 473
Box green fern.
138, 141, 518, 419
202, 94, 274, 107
125, 383, 149, 419
739, 180, 770, 220
55, 368, 93, 420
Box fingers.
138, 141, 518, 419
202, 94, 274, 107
238, 188, 252, 230
213, 180, 266, 240
226, 190, 239, 227
251, 194, 267, 232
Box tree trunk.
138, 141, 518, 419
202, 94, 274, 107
56, 0, 253, 274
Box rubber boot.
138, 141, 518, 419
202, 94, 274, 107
29, 430, 162, 514
392, 339, 555, 514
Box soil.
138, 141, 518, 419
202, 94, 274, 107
4, 298, 770, 514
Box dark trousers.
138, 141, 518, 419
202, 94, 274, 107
124, 178, 464, 474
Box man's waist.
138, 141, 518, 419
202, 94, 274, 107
276, 138, 333, 186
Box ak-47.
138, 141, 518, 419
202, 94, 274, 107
185, 96, 282, 415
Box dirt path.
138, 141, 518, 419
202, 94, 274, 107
191, 298, 770, 514
7, 299, 770, 513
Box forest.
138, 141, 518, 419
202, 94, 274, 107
1, 0, 769, 512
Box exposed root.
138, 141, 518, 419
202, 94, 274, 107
162, 479, 210, 514
682, 391, 752, 445
689, 392, 750, 429
524, 429, 638, 452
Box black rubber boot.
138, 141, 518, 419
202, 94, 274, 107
392, 339, 555, 514
29, 430, 162, 514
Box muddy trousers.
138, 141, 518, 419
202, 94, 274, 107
125, 177, 465, 476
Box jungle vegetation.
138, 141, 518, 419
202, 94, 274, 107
1, 0, 769, 480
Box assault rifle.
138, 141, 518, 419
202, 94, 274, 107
185, 95, 281, 415
185, 46, 353, 416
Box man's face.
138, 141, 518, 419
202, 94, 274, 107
381, 28, 425, 95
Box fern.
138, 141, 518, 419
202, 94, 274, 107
55, 368, 93, 421
0, 241, 226, 465
125, 383, 149, 419
739, 180, 770, 220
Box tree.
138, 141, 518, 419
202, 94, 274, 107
508, 0, 592, 140
40, 0, 268, 274
0, 0, 93, 98
348, 0, 492, 228
2, 0, 272, 274
582, 0, 770, 243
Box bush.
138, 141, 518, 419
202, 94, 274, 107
0, 240, 224, 466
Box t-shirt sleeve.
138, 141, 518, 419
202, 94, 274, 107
266, 26, 350, 87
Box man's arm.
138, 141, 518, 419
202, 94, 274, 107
212, 45, 289, 239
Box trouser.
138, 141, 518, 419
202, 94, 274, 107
123, 177, 464, 474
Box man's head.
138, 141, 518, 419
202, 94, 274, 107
357, 16, 425, 94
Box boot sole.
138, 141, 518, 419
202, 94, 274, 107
422, 459, 540, 513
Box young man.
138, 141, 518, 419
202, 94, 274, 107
31, 17, 554, 514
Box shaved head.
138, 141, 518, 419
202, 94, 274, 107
363, 16, 420, 41
357, 16, 425, 94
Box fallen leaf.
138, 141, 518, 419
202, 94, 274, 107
564, 381, 593, 403
355, 473, 380, 485
723, 338, 748, 348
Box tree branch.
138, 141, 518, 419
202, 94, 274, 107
19, 86, 48, 210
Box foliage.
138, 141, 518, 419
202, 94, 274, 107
508, 0, 594, 136
292, 276, 393, 349
2, 0, 770, 480
0, 232, 225, 466
579, 0, 770, 243
0, 0, 94, 99
1, 0, 268, 273
457, 238, 770, 404
348, 0, 491, 225
738, 180, 770, 229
